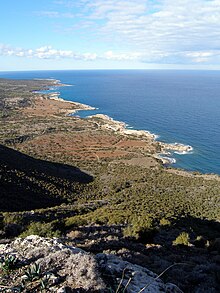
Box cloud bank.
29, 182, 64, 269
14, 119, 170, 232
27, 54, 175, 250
0, 44, 138, 61
1, 43, 220, 65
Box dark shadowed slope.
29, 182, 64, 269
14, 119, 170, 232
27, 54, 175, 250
0, 144, 93, 212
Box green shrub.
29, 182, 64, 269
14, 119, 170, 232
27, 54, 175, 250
107, 213, 127, 225
123, 215, 156, 242
65, 215, 88, 229
159, 218, 171, 227
3, 213, 23, 225
173, 232, 190, 246
0, 255, 18, 274
20, 221, 61, 238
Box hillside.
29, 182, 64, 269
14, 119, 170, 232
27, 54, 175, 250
0, 78, 220, 292
0, 144, 93, 212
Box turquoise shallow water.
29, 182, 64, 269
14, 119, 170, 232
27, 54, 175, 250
1, 70, 220, 174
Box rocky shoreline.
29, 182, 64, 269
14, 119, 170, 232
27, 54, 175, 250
49, 92, 96, 115
42, 79, 194, 167
43, 79, 193, 167
84, 114, 193, 166
87, 114, 193, 152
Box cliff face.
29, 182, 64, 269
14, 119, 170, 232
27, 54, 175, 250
0, 235, 182, 293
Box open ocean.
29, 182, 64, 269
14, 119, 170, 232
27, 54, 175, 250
1, 70, 220, 175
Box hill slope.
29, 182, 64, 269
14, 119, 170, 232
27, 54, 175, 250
0, 144, 93, 211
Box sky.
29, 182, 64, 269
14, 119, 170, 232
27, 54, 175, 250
1, 0, 220, 71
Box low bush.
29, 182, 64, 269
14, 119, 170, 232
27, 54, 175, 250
159, 218, 171, 227
20, 221, 61, 238
3, 212, 23, 225
123, 215, 157, 242
65, 215, 88, 229
173, 232, 190, 246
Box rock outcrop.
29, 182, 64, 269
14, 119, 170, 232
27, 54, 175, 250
96, 253, 183, 293
0, 235, 182, 292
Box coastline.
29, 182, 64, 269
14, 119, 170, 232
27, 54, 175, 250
87, 114, 194, 165
48, 92, 96, 114
41, 80, 194, 167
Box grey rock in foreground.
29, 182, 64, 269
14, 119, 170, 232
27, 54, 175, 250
96, 253, 183, 293
0, 235, 182, 292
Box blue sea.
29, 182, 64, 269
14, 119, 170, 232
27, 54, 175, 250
0, 70, 220, 175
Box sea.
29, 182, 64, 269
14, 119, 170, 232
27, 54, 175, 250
0, 70, 220, 175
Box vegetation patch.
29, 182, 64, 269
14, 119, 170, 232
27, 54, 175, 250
0, 78, 220, 292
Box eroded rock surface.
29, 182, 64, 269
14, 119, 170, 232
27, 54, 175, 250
96, 253, 183, 293
0, 235, 182, 292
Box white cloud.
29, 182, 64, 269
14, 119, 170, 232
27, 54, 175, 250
89, 0, 220, 48
43, 0, 220, 65
36, 11, 76, 18
1, 44, 220, 64
0, 45, 78, 60
36, 11, 60, 18
0, 44, 143, 61
184, 50, 220, 63
3, 1, 220, 66
103, 50, 142, 61
85, 0, 147, 19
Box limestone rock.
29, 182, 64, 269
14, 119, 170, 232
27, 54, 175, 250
0, 236, 182, 292
0, 235, 104, 292
96, 253, 183, 293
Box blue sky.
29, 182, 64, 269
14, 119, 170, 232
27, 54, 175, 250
1, 0, 220, 70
